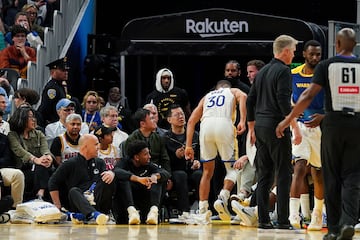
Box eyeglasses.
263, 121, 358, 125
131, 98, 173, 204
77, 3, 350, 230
63, 108, 75, 112
87, 101, 97, 104
171, 112, 185, 118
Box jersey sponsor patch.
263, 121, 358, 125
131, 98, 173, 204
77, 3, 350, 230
47, 89, 56, 99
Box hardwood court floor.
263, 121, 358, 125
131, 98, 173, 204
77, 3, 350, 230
1, 222, 360, 240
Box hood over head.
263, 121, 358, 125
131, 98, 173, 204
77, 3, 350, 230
155, 68, 174, 93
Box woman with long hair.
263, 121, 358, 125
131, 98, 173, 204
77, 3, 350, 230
7, 105, 54, 201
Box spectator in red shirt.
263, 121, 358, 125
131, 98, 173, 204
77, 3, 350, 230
0, 25, 36, 79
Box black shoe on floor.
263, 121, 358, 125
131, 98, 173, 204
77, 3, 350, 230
258, 222, 273, 229
276, 223, 294, 230
337, 225, 354, 240
323, 233, 337, 240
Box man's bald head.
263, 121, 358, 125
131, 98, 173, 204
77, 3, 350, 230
79, 134, 99, 160
336, 28, 357, 54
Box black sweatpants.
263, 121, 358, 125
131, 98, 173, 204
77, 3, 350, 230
68, 180, 114, 218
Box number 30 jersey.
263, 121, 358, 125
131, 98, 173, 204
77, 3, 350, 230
201, 87, 236, 123
200, 87, 238, 161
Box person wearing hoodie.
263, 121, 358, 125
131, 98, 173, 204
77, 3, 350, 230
145, 68, 191, 129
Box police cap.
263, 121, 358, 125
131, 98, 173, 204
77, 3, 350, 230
46, 57, 69, 70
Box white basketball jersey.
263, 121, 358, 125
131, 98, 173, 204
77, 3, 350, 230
201, 87, 236, 122
59, 134, 80, 163
98, 145, 120, 170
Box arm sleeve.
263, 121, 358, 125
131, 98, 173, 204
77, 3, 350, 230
8, 131, 32, 163
276, 69, 292, 116
160, 137, 171, 173
48, 162, 69, 191
113, 159, 133, 180
0, 48, 10, 68
38, 130, 53, 157
246, 85, 256, 122
149, 163, 171, 182
27, 47, 37, 62
50, 136, 62, 157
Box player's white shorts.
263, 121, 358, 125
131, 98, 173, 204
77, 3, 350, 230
199, 117, 236, 161
292, 121, 322, 168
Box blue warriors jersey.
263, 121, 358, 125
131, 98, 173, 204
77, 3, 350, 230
292, 64, 324, 121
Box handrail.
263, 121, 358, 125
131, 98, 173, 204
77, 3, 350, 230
27, 0, 88, 97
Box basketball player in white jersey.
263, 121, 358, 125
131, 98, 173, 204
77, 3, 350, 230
185, 80, 247, 223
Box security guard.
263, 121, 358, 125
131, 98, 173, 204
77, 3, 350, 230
38, 57, 76, 127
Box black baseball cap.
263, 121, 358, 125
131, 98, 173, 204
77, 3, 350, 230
94, 125, 116, 138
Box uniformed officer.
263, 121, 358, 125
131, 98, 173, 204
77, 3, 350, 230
38, 57, 80, 127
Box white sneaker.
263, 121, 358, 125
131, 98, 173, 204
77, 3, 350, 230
213, 198, 231, 221
288, 214, 301, 229
127, 206, 140, 225
146, 206, 158, 225
191, 210, 212, 225
179, 211, 190, 219
355, 222, 360, 232
169, 212, 189, 224
230, 192, 247, 203
231, 200, 257, 227
307, 209, 322, 231
70, 212, 85, 224
230, 215, 241, 225
106, 211, 116, 224
95, 212, 109, 225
